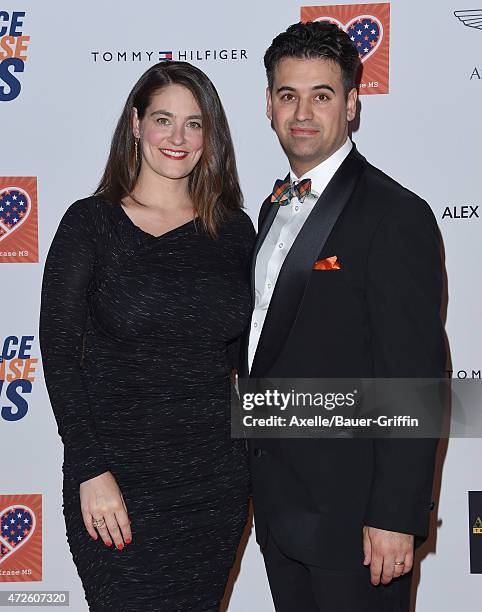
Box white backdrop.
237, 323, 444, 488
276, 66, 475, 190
1, 1, 481, 610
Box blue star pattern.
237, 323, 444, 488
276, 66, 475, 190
0, 189, 31, 240
347, 17, 382, 60
0, 506, 34, 556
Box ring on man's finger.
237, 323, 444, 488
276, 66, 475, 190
92, 518, 106, 529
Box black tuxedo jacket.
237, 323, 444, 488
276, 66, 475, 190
240, 145, 446, 570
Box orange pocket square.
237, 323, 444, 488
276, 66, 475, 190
313, 255, 341, 270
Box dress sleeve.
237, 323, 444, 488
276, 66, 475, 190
227, 210, 256, 371
39, 200, 108, 484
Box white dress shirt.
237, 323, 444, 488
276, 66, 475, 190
248, 138, 353, 372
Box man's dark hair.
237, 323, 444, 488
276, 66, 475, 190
264, 21, 361, 97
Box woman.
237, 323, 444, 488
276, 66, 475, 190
40, 61, 255, 611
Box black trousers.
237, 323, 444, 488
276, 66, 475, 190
263, 533, 412, 612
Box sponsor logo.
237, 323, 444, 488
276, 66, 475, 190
441, 205, 479, 219
0, 177, 38, 263
301, 3, 390, 94
446, 369, 481, 379
0, 495, 42, 582
454, 10, 482, 79
90, 49, 248, 63
0, 11, 30, 102
454, 9, 482, 29
473, 517, 482, 535
469, 492, 482, 573
0, 335, 38, 422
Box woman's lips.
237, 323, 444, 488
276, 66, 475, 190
160, 148, 189, 160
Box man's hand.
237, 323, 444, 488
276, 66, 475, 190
363, 526, 414, 585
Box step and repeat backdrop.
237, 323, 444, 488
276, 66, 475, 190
1, 1, 481, 610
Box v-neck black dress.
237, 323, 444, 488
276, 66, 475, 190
39, 196, 255, 612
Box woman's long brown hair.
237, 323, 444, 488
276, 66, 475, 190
95, 61, 243, 237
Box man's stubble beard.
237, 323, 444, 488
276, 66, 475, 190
271, 119, 325, 169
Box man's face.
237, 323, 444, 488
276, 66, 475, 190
266, 57, 357, 176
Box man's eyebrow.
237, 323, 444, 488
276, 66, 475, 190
275, 84, 336, 95
312, 84, 336, 94
275, 86, 296, 94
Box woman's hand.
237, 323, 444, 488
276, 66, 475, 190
79, 471, 132, 549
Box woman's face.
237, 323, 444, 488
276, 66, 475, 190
133, 84, 204, 181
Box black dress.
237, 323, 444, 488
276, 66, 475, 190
39, 196, 255, 612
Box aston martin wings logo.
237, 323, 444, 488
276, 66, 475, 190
454, 9, 482, 29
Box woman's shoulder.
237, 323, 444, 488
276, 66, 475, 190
54, 196, 121, 248
65, 194, 114, 215
222, 208, 255, 238
59, 195, 119, 228
59, 195, 95, 218
218, 208, 256, 262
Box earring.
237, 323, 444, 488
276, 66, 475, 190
134, 138, 139, 164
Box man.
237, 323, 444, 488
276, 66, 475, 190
240, 22, 446, 612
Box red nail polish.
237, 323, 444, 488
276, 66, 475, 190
125, 538, 132, 545
117, 544, 124, 551
105, 541, 112, 547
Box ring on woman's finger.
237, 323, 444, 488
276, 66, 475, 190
394, 561, 405, 566
92, 517, 106, 529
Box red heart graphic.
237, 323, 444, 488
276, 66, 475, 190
0, 505, 36, 564
0, 187, 32, 242
315, 15, 384, 63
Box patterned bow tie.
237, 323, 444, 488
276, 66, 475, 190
271, 178, 312, 205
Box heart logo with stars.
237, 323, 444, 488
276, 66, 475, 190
315, 15, 384, 62
0, 187, 32, 242
0, 505, 36, 564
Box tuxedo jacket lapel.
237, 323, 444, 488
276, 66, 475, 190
250, 148, 367, 378
239, 187, 283, 378
250, 186, 286, 295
